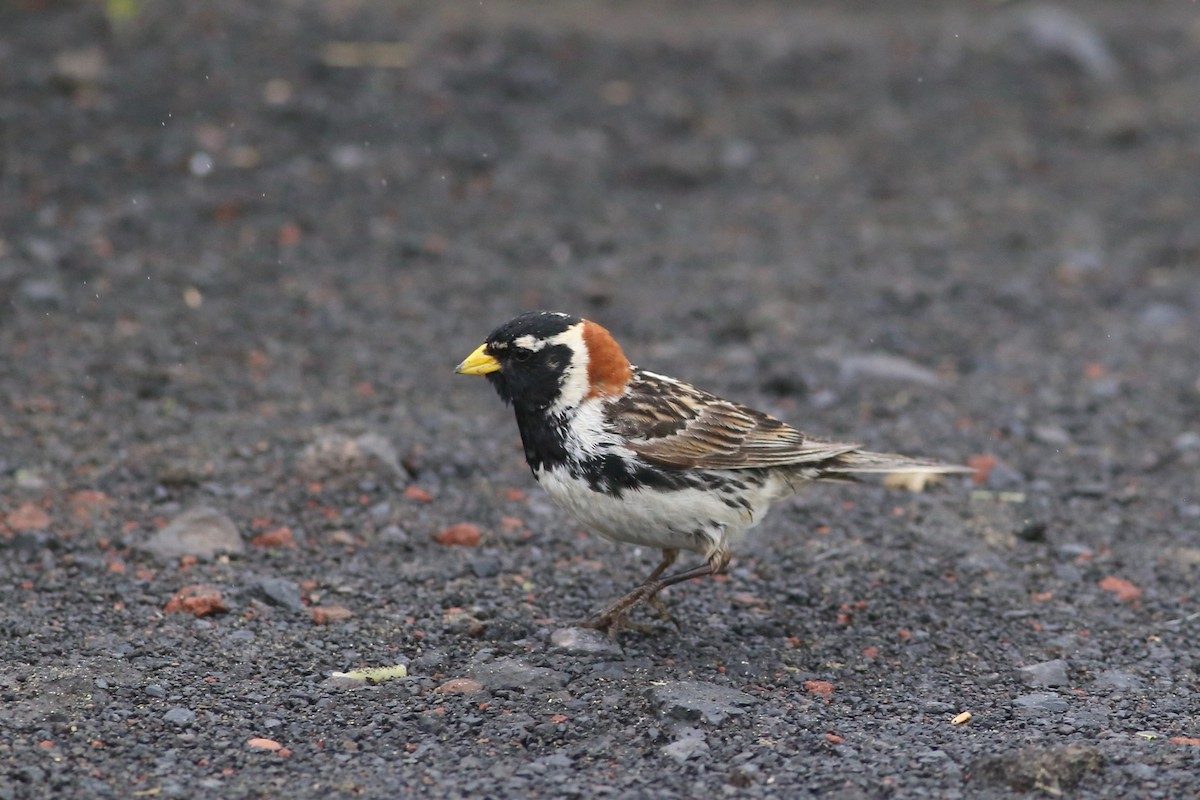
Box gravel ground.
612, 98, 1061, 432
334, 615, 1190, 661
2, 1, 1199, 797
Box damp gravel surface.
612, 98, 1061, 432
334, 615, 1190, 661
2, 2, 1199, 797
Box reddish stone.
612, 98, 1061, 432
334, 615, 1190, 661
436, 678, 483, 694
8, 503, 50, 532
968, 454, 997, 485
310, 605, 353, 625
70, 490, 113, 522
251, 527, 295, 549
434, 523, 481, 547
247, 738, 282, 751
164, 585, 227, 617
404, 486, 433, 503
1099, 576, 1143, 602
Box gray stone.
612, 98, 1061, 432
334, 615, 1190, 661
141, 507, 244, 561
163, 707, 196, 726
1125, 763, 1157, 781
246, 576, 306, 611
1014, 6, 1121, 83
1174, 432, 1200, 452
1032, 425, 1072, 446
648, 681, 761, 725
1018, 659, 1070, 688
550, 627, 623, 657
17, 277, 66, 308
379, 524, 409, 545
1093, 669, 1144, 692
973, 745, 1104, 793
1137, 303, 1186, 333
983, 459, 1025, 490
831, 351, 944, 388
299, 431, 404, 480
469, 556, 501, 579
1013, 692, 1070, 715
472, 657, 570, 692
661, 727, 709, 762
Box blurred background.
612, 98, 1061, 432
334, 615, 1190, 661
2, 0, 1198, 552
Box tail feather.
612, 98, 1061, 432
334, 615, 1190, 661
821, 450, 972, 475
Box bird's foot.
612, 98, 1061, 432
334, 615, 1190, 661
575, 611, 657, 638
646, 592, 681, 631
575, 583, 670, 639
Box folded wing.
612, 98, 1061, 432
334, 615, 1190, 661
607, 370, 862, 470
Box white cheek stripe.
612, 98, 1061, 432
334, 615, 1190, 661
547, 324, 590, 414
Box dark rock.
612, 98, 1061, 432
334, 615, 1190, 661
163, 707, 196, 726
1016, 520, 1048, 542
246, 576, 306, 611
648, 681, 761, 725
972, 746, 1104, 793
472, 658, 570, 692
1093, 669, 1144, 692
983, 459, 1025, 490
469, 556, 501, 578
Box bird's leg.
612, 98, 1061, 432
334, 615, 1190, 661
578, 549, 678, 634
583, 549, 729, 637
642, 549, 680, 626
640, 548, 731, 627
642, 548, 678, 584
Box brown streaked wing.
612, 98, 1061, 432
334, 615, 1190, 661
608, 370, 861, 470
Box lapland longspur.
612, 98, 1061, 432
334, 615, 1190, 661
457, 311, 967, 634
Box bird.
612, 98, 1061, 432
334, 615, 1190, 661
456, 311, 969, 635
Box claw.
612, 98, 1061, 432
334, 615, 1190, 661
574, 549, 727, 638
646, 593, 680, 630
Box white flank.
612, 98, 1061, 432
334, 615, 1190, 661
535, 462, 790, 562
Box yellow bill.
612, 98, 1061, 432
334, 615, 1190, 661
455, 343, 500, 376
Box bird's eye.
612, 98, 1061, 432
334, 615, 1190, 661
512, 349, 534, 363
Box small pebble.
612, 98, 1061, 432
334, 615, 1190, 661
163, 708, 196, 726
550, 627, 623, 657
1013, 692, 1070, 715
661, 727, 709, 762
1019, 659, 1070, 688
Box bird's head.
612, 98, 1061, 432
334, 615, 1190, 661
455, 311, 632, 414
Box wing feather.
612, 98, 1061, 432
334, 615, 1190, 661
608, 369, 860, 470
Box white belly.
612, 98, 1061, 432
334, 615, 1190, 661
534, 465, 784, 558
